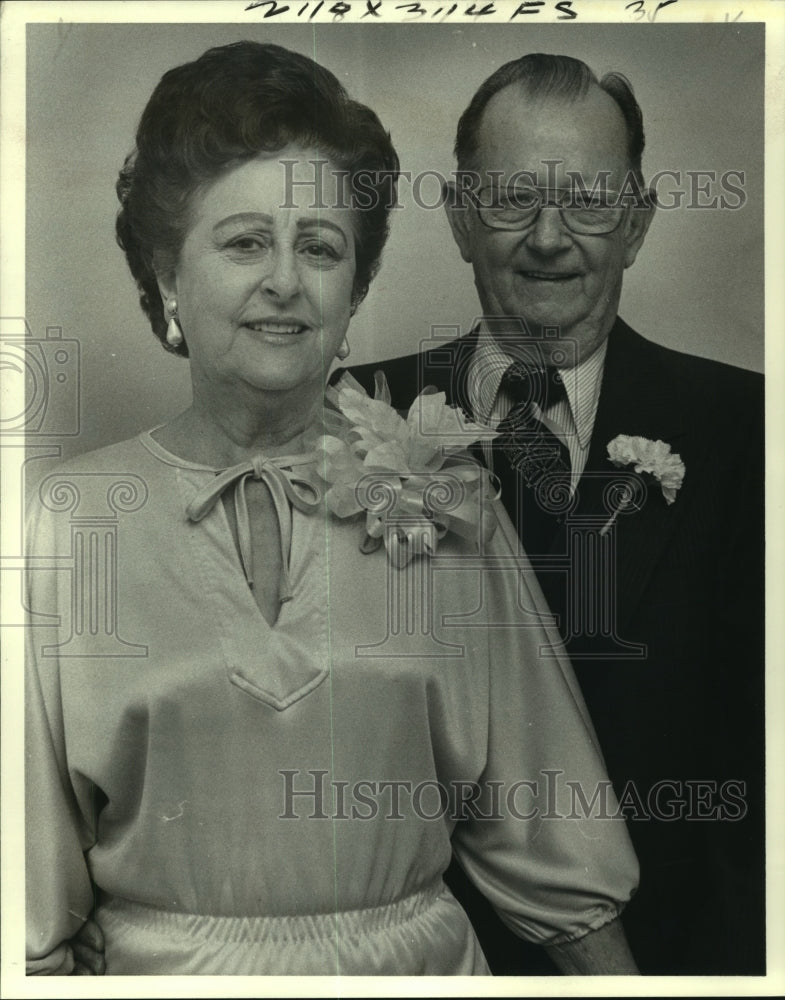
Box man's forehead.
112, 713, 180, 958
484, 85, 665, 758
473, 82, 630, 180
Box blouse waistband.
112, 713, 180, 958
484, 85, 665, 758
97, 880, 448, 945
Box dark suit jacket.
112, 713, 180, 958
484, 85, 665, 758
343, 317, 765, 975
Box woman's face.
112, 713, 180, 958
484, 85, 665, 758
162, 148, 357, 397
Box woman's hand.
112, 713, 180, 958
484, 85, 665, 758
70, 917, 106, 975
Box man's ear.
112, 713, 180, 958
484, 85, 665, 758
623, 189, 656, 268
443, 181, 475, 264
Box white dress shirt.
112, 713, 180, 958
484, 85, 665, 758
467, 326, 608, 491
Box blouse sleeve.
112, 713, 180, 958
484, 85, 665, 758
25, 502, 96, 975
449, 505, 639, 946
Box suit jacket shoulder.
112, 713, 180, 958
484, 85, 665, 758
341, 319, 762, 432
340, 333, 479, 414
600, 319, 762, 422
586, 318, 762, 475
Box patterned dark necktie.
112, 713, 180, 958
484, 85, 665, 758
494, 361, 572, 555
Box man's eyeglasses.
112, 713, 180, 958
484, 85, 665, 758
473, 185, 630, 236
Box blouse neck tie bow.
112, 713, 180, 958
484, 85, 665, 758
186, 454, 322, 604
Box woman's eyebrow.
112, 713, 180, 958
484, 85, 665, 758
295, 218, 349, 242
212, 214, 349, 243
212, 212, 274, 235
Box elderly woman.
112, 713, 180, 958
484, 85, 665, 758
25, 41, 639, 976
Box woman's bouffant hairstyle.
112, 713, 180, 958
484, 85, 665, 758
116, 41, 400, 356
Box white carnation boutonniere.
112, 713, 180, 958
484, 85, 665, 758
316, 371, 500, 567
600, 434, 686, 535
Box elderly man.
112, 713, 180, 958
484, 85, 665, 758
347, 54, 765, 975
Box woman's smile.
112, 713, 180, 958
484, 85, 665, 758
242, 316, 312, 343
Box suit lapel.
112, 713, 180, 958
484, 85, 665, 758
422, 328, 481, 418
574, 319, 690, 630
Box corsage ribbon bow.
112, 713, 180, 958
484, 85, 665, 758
186, 454, 322, 603
317, 371, 501, 568
356, 463, 500, 568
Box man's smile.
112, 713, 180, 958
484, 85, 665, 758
517, 269, 582, 283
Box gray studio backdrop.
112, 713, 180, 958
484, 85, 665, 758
25, 21, 764, 463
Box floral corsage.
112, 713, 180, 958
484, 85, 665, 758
601, 434, 686, 534
316, 372, 500, 567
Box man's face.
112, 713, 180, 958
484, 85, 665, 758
446, 84, 654, 366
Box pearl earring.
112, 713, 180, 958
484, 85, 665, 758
336, 338, 350, 361
166, 298, 183, 347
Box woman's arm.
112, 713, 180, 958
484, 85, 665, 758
449, 503, 641, 973
25, 505, 96, 975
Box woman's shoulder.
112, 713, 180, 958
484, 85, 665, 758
26, 432, 167, 537
40, 431, 161, 478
